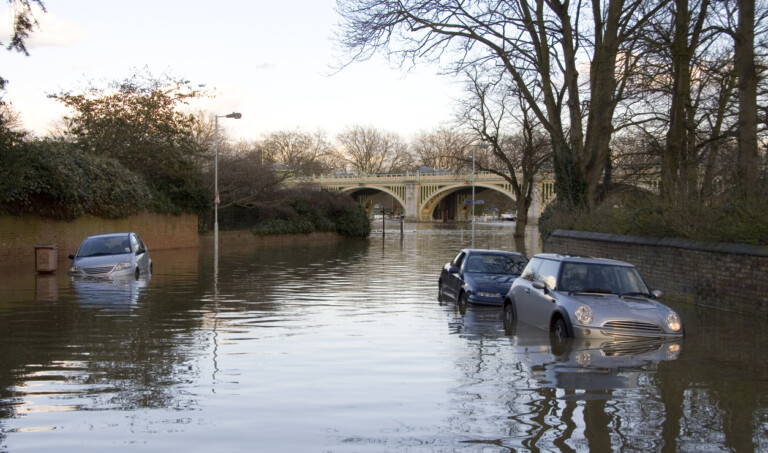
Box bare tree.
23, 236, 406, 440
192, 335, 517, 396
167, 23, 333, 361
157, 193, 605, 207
411, 126, 472, 171
215, 149, 289, 210
335, 0, 668, 209
262, 129, 336, 176
626, 0, 767, 203
734, 0, 760, 199
335, 125, 413, 174
457, 72, 551, 237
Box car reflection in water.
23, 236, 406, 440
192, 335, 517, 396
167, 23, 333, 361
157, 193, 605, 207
70, 274, 150, 312
506, 319, 682, 391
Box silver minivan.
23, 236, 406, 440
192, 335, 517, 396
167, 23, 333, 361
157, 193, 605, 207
69, 232, 152, 279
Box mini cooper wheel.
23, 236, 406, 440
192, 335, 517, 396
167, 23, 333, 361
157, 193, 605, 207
551, 317, 569, 339
549, 317, 570, 355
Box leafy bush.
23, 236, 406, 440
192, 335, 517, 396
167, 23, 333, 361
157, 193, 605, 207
334, 204, 372, 237
0, 140, 151, 220
241, 189, 371, 237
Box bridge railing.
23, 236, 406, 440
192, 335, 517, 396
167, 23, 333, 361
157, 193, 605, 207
309, 171, 516, 184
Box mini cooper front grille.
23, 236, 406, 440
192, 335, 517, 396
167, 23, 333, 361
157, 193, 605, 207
83, 266, 115, 275
601, 320, 663, 335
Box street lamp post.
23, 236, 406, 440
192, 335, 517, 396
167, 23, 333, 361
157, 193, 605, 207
214, 112, 242, 255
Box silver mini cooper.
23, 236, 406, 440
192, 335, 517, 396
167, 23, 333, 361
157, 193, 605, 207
503, 254, 683, 340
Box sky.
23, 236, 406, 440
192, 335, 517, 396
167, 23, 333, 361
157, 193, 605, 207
0, 0, 465, 142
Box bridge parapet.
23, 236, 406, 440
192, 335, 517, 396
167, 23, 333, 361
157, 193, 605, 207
311, 171, 513, 185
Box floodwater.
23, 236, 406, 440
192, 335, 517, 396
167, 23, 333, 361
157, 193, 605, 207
0, 222, 766, 452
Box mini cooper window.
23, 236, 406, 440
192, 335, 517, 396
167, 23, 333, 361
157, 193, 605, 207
520, 257, 543, 281
521, 257, 559, 289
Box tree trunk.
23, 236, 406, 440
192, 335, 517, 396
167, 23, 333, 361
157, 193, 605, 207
662, 0, 691, 204
735, 0, 759, 200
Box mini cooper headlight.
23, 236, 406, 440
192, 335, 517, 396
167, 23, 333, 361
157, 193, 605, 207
575, 304, 593, 325
667, 312, 682, 331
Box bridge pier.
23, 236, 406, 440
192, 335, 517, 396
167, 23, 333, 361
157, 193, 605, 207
404, 181, 419, 221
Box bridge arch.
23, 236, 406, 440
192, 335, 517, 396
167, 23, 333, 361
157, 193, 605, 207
338, 186, 407, 217
420, 182, 518, 221
309, 172, 557, 221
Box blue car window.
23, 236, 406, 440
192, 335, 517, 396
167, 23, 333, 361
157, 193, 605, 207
465, 256, 486, 273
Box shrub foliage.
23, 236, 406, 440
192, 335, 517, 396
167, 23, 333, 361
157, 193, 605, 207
0, 140, 151, 220
223, 188, 371, 238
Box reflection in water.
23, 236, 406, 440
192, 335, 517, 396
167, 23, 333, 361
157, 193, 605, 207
70, 274, 150, 311
0, 222, 766, 452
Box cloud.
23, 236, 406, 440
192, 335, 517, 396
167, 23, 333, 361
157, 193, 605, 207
0, 6, 84, 48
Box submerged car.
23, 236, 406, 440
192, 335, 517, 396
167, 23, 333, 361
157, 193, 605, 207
438, 249, 528, 311
69, 232, 152, 279
503, 254, 683, 341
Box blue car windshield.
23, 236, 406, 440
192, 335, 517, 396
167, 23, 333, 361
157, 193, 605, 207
465, 254, 527, 275
78, 237, 132, 257
558, 262, 649, 294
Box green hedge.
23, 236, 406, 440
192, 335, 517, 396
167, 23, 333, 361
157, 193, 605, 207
0, 140, 151, 220
250, 191, 371, 238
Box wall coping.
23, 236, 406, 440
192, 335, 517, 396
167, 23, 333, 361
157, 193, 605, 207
549, 229, 768, 258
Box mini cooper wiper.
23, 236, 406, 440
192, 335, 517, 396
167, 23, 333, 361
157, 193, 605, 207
570, 288, 613, 295
620, 291, 652, 298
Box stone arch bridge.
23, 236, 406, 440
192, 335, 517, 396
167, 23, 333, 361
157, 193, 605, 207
304, 172, 557, 222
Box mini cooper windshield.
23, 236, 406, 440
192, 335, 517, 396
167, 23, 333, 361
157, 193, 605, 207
558, 262, 650, 296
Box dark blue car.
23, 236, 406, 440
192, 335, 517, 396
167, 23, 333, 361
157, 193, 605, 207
438, 249, 528, 312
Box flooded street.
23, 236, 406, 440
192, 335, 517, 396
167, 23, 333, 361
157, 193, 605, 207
1, 222, 766, 452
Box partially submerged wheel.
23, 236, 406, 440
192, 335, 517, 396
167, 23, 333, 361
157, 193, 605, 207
550, 316, 569, 355
502, 302, 516, 335
437, 281, 444, 303
457, 292, 468, 314
551, 317, 568, 339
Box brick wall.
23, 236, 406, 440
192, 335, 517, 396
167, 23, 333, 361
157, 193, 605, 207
544, 230, 768, 317
0, 213, 198, 268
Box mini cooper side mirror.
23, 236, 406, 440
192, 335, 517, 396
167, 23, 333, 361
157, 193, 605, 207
652, 290, 663, 299
532, 280, 548, 292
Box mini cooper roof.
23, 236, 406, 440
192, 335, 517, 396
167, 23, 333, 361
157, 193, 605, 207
531, 254, 636, 267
